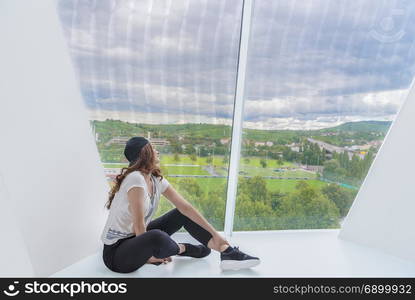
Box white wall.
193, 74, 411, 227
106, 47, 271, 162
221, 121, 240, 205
339, 80, 415, 262
0, 173, 34, 276
0, 0, 109, 276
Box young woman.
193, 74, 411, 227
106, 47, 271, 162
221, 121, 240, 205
101, 136, 260, 273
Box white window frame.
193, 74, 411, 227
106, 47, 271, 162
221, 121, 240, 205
224, 0, 255, 238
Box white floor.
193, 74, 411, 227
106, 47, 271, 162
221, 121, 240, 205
51, 229, 415, 277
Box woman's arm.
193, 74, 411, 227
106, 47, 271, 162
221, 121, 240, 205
128, 187, 172, 264
162, 185, 218, 236
127, 187, 147, 236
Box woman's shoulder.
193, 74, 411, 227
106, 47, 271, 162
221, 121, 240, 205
127, 170, 144, 177
125, 170, 164, 182
120, 171, 147, 192
124, 170, 146, 182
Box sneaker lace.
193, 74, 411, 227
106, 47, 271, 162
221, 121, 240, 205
232, 245, 247, 259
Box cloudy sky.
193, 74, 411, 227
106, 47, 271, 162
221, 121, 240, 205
58, 0, 415, 130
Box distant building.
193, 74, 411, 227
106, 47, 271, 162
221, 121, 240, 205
291, 146, 300, 152
146, 131, 170, 147
254, 141, 274, 147
347, 144, 371, 151
149, 138, 170, 147
286, 143, 300, 152
105, 132, 170, 147
368, 140, 382, 147
321, 132, 338, 136
105, 136, 130, 146
301, 164, 324, 173
220, 138, 230, 145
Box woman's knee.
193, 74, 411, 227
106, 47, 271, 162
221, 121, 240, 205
147, 228, 167, 236
146, 229, 171, 244
147, 229, 180, 258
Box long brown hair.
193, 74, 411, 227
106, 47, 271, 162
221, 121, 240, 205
105, 143, 164, 210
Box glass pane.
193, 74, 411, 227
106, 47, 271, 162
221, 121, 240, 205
57, 0, 244, 230
235, 0, 415, 230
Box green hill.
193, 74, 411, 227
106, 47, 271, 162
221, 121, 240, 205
92, 119, 391, 147
317, 120, 392, 134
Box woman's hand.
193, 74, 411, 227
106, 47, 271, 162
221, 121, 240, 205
146, 256, 172, 264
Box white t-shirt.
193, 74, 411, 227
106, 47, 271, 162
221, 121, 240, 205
101, 171, 170, 245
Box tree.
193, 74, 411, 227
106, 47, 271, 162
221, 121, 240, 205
276, 181, 340, 229
260, 159, 267, 168
175, 178, 204, 200
173, 153, 180, 162
323, 159, 340, 174
183, 144, 196, 155
206, 156, 213, 164
196, 184, 226, 230
323, 159, 347, 182
269, 190, 285, 210
321, 184, 356, 217
237, 176, 268, 203
170, 142, 182, 154
189, 153, 197, 162
234, 197, 274, 230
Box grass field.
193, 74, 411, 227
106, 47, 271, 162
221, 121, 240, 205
239, 166, 316, 178
159, 154, 295, 168
108, 176, 336, 196
163, 166, 210, 176
240, 157, 294, 168
107, 174, 343, 196
168, 177, 226, 194
160, 154, 223, 166
265, 179, 328, 193
103, 154, 334, 195
104, 154, 296, 168
167, 177, 331, 196
103, 163, 128, 168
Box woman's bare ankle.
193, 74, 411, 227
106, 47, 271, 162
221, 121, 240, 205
219, 243, 230, 252
178, 243, 186, 254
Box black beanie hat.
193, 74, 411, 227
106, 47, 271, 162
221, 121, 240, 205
124, 136, 150, 166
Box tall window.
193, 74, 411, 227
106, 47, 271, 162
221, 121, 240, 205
58, 0, 244, 230
235, 0, 415, 230
58, 0, 415, 233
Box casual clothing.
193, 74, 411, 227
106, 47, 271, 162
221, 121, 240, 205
101, 171, 170, 245
102, 208, 213, 273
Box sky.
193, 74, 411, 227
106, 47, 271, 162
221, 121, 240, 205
57, 0, 415, 130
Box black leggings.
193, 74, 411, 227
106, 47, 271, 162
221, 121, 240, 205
102, 208, 213, 273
